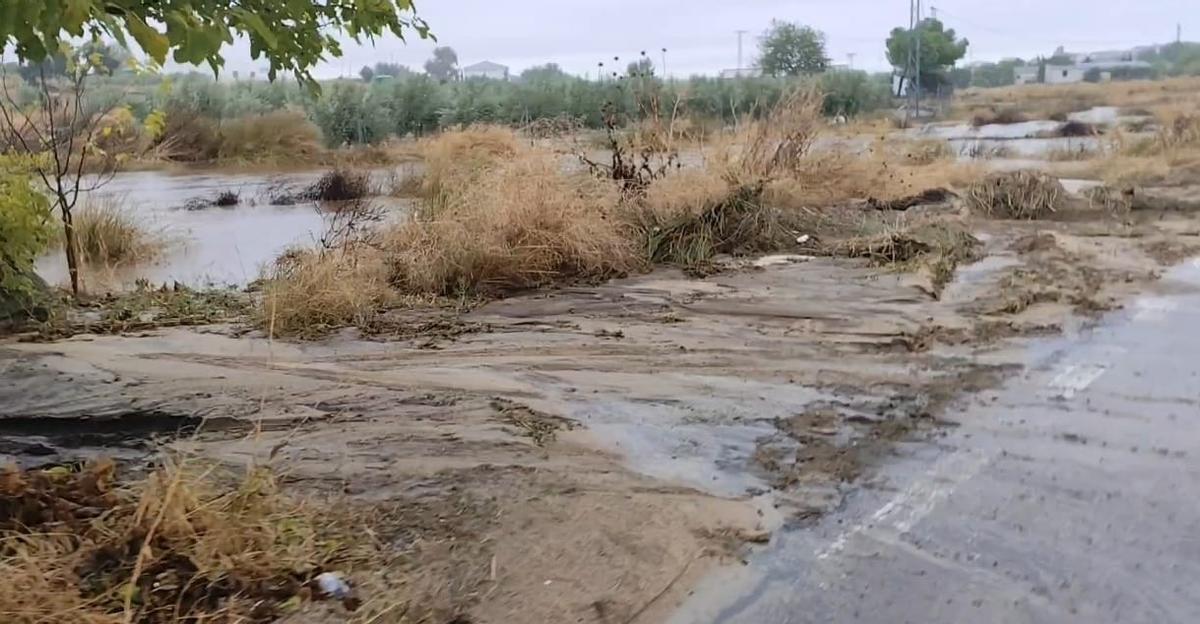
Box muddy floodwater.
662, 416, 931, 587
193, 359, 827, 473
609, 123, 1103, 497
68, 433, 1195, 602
35, 168, 410, 290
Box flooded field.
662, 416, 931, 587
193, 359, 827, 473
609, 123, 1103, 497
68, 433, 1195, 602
35, 168, 413, 290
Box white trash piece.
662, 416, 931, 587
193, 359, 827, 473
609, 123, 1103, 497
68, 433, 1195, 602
315, 572, 352, 599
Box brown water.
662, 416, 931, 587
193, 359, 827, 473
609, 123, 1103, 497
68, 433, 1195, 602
36, 168, 411, 290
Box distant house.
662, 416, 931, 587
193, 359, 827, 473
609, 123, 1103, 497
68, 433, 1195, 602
1044, 64, 1086, 84
1014, 66, 1040, 85
719, 68, 763, 79
462, 61, 509, 80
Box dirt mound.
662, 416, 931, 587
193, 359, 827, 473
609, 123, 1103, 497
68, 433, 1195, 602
965, 170, 1065, 219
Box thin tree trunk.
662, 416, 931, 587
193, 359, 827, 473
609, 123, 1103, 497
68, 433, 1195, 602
62, 209, 80, 296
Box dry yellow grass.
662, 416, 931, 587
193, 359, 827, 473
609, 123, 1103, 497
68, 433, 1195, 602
388, 149, 639, 296
217, 110, 323, 164
63, 197, 166, 267
764, 146, 983, 209
0, 458, 370, 623
419, 125, 520, 206
259, 245, 396, 338
954, 77, 1200, 122
965, 170, 1065, 219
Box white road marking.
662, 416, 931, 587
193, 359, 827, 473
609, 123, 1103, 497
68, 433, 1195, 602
1048, 362, 1108, 399
816, 450, 990, 560
1133, 296, 1178, 323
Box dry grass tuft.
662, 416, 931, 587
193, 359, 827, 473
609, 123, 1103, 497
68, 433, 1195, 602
67, 198, 166, 267
633, 179, 784, 267
0, 458, 369, 623
259, 246, 396, 338
387, 151, 639, 296
420, 126, 520, 205
764, 147, 983, 209
723, 87, 824, 185
307, 169, 373, 202
217, 111, 323, 165
965, 170, 1065, 219
1084, 185, 1135, 213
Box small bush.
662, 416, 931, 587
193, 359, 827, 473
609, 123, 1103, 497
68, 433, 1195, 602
259, 246, 394, 337
307, 169, 373, 201
420, 125, 519, 203
217, 110, 323, 164
387, 150, 638, 296
0, 157, 53, 317
69, 198, 165, 266
213, 190, 240, 207
965, 170, 1065, 219
155, 108, 221, 162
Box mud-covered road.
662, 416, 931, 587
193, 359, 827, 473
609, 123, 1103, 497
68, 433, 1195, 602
672, 258, 1200, 624
3, 187, 1200, 622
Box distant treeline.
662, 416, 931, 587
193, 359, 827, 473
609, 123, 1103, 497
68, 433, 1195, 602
12, 68, 894, 147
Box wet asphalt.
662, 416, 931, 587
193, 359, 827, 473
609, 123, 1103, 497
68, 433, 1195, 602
671, 258, 1200, 624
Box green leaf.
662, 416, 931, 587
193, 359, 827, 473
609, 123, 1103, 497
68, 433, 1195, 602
125, 14, 168, 63
234, 9, 278, 50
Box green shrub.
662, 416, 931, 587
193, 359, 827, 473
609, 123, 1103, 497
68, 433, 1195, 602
307, 81, 392, 145
0, 156, 53, 314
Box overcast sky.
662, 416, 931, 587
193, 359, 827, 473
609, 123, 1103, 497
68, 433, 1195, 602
224, 0, 1189, 78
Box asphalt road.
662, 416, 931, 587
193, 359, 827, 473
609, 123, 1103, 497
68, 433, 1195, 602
672, 258, 1200, 624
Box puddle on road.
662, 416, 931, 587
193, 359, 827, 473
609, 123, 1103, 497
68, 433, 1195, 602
35, 168, 413, 290
556, 375, 834, 497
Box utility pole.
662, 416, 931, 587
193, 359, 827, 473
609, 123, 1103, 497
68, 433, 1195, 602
662, 48, 668, 80
736, 30, 749, 71
904, 0, 923, 124
847, 52, 856, 69
1179, 23, 1183, 44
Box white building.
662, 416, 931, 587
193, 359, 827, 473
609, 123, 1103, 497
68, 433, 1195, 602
1044, 64, 1087, 84
1013, 66, 1040, 85
461, 61, 509, 80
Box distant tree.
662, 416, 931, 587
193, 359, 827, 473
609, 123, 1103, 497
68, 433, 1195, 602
16, 54, 68, 83
969, 59, 1024, 88
519, 63, 568, 82
1137, 42, 1200, 76
359, 65, 375, 82
757, 21, 829, 76
424, 46, 459, 81
373, 62, 414, 78
626, 57, 655, 78
947, 66, 972, 89
886, 18, 969, 92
